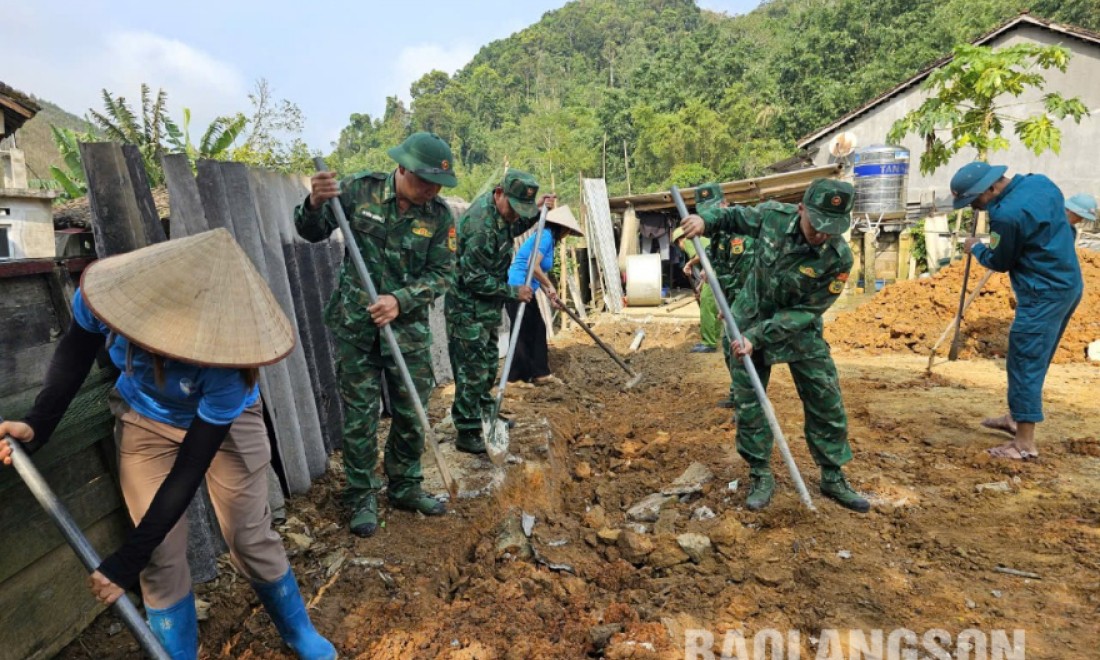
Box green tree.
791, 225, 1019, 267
169, 108, 248, 161
88, 84, 174, 184
888, 42, 1090, 172
48, 126, 94, 200
229, 79, 316, 173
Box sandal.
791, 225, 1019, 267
980, 415, 1017, 437
987, 443, 1038, 461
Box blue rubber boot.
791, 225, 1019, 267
253, 569, 337, 659
145, 592, 199, 660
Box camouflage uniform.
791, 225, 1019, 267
700, 181, 857, 498
295, 169, 455, 506
694, 183, 756, 403
446, 173, 539, 447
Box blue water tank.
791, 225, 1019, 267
852, 145, 910, 215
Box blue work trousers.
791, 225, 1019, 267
1007, 288, 1082, 422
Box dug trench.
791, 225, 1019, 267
61, 320, 1100, 659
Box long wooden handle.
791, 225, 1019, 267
670, 187, 815, 511
313, 158, 457, 499
2, 424, 171, 660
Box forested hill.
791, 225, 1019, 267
328, 0, 1100, 201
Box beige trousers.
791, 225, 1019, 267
111, 394, 288, 607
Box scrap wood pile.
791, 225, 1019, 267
826, 250, 1100, 364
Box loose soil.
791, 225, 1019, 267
60, 317, 1100, 659
826, 249, 1100, 364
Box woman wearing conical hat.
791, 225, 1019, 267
504, 205, 585, 386
0, 229, 336, 660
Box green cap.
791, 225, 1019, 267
802, 178, 854, 234
695, 182, 724, 210
387, 132, 457, 187
501, 168, 540, 219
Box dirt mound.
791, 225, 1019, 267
826, 250, 1100, 363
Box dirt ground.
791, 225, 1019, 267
61, 313, 1100, 659
826, 249, 1100, 364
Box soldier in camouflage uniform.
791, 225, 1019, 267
679, 178, 869, 513
295, 132, 458, 537
446, 170, 546, 453
693, 182, 757, 410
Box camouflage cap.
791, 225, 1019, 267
387, 132, 457, 187
695, 182, 724, 210
501, 168, 540, 219
802, 178, 854, 234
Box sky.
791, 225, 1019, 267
5, 0, 763, 152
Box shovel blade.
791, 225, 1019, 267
483, 417, 510, 466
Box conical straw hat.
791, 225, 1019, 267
81, 228, 295, 367
545, 205, 584, 236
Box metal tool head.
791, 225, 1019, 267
622, 372, 644, 391
484, 416, 510, 466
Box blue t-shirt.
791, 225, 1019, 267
508, 230, 555, 291
72, 289, 259, 428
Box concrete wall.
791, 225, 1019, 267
1, 148, 29, 189
0, 192, 55, 258
805, 26, 1100, 211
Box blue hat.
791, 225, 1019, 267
949, 162, 1007, 210
1066, 193, 1097, 222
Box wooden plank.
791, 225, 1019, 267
240, 165, 326, 477
282, 242, 332, 450
79, 142, 146, 257
1, 343, 56, 400
194, 159, 231, 231
122, 144, 167, 245
162, 153, 209, 239
195, 162, 310, 494
46, 265, 76, 331
0, 444, 123, 583
0, 513, 131, 660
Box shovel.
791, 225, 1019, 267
1, 421, 171, 660
557, 299, 643, 390
313, 158, 458, 500
485, 203, 551, 465
670, 186, 816, 511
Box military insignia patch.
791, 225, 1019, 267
730, 237, 744, 255
837, 272, 850, 282
447, 226, 457, 252
799, 266, 819, 278
701, 189, 711, 198
441, 159, 450, 170
412, 227, 432, 238
990, 231, 1001, 250
829, 279, 845, 294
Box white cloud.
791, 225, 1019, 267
390, 43, 478, 104
4, 19, 247, 136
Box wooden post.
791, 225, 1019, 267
848, 232, 861, 292
559, 239, 569, 330
950, 210, 964, 262
863, 228, 877, 292
897, 229, 913, 281
623, 140, 631, 195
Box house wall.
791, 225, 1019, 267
1, 148, 29, 189
0, 193, 56, 258
805, 26, 1100, 211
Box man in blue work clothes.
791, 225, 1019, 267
951, 162, 1083, 460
